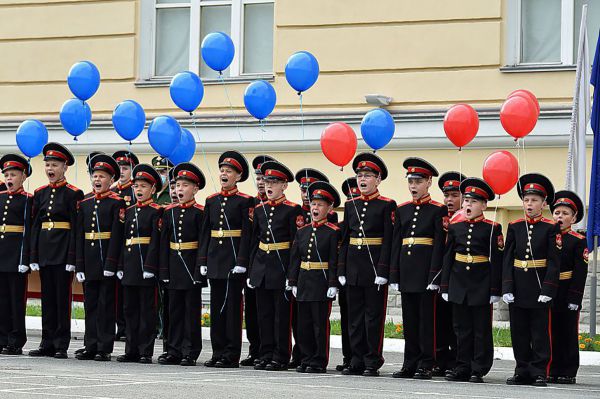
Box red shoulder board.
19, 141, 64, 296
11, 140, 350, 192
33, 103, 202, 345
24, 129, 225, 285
255, 202, 265, 209
556, 233, 563, 249
296, 214, 305, 227
542, 217, 556, 225
35, 184, 49, 193
109, 193, 123, 201
18, 191, 32, 198
150, 203, 161, 210
284, 200, 299, 207
237, 192, 252, 199
568, 230, 585, 240
125, 203, 136, 211
326, 222, 340, 231
79, 196, 94, 204
298, 224, 311, 231
193, 203, 204, 211
583, 247, 589, 263
206, 192, 219, 200
379, 196, 393, 202
164, 203, 178, 210
483, 219, 500, 227
397, 200, 412, 208
510, 218, 525, 225
430, 200, 444, 207
66, 183, 81, 192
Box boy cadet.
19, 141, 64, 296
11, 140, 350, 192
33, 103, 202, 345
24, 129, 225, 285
337, 153, 396, 377
288, 181, 341, 373
390, 158, 447, 380
434, 171, 465, 376
549, 190, 588, 384
502, 173, 560, 387
75, 154, 125, 361
116, 164, 164, 364
0, 154, 33, 355
248, 160, 303, 371
440, 178, 503, 383
199, 151, 254, 368
159, 162, 206, 366
29, 143, 83, 359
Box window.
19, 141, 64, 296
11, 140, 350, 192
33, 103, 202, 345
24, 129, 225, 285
148, 0, 274, 80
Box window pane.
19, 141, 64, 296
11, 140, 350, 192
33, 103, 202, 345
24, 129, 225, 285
243, 3, 274, 74
157, 0, 190, 4
155, 8, 190, 77
521, 0, 561, 63
200, 5, 232, 79
574, 0, 600, 59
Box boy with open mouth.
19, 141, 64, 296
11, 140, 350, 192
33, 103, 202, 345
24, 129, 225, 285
0, 154, 33, 356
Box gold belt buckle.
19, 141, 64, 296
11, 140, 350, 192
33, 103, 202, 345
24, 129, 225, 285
356, 237, 363, 245
174, 243, 181, 251
90, 232, 96, 239
0, 225, 5, 233
48, 221, 54, 230
408, 237, 415, 245
466, 254, 473, 263
218, 230, 224, 238
126, 239, 132, 246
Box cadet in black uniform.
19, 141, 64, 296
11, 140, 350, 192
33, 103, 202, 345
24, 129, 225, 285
549, 190, 588, 384
390, 158, 447, 380
288, 181, 340, 373
0, 154, 32, 355
75, 154, 125, 361
337, 153, 396, 377
248, 160, 303, 371
29, 143, 83, 359
199, 151, 254, 368
441, 178, 503, 383
159, 162, 206, 366
502, 173, 560, 387
116, 164, 164, 364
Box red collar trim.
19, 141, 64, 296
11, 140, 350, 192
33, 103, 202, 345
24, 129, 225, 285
267, 195, 286, 207
220, 186, 238, 197
179, 199, 197, 208
413, 193, 431, 205
526, 214, 544, 224
359, 190, 380, 201
136, 198, 154, 207
117, 180, 133, 190
94, 190, 112, 200
312, 218, 327, 228
49, 179, 67, 188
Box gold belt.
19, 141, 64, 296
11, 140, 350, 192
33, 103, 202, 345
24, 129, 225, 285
0, 225, 24, 233
559, 271, 573, 280
170, 241, 199, 250
41, 221, 71, 230
349, 237, 383, 246
513, 259, 547, 271
402, 237, 434, 246
211, 229, 242, 238
126, 237, 151, 246
300, 261, 328, 270
258, 241, 291, 252
85, 232, 111, 240
455, 253, 489, 264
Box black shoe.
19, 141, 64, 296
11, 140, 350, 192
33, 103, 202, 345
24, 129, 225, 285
287, 359, 300, 369
115, 334, 126, 342
75, 350, 96, 360
335, 361, 350, 372
240, 356, 256, 367
557, 376, 576, 384
54, 350, 68, 359
74, 347, 86, 356
296, 364, 307, 373
2, 347, 22, 355
94, 352, 111, 362
204, 358, 218, 367
117, 353, 140, 363
215, 359, 239, 368
547, 376, 558, 383
157, 352, 169, 362
265, 361, 286, 371
506, 374, 530, 385
342, 366, 364, 376
392, 368, 415, 378
158, 354, 181, 365
432, 366, 446, 377
254, 359, 268, 370
139, 356, 153, 364
445, 370, 470, 382
29, 347, 54, 357
363, 368, 379, 377
469, 373, 484, 383
413, 368, 432, 380
531, 376, 547, 387
180, 356, 196, 366
306, 366, 326, 374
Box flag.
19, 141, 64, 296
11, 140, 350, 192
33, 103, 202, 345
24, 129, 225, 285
588, 26, 600, 250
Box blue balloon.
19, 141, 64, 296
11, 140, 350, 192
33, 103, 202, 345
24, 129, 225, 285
112, 100, 146, 142
60, 99, 92, 137
168, 129, 196, 165
148, 116, 182, 157
67, 61, 100, 101
170, 71, 204, 113
244, 80, 276, 120
16, 120, 48, 158
201, 32, 235, 72
360, 109, 395, 151
285, 51, 319, 93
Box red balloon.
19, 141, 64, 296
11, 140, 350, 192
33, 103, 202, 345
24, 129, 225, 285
500, 95, 538, 140
482, 150, 519, 195
508, 89, 540, 116
443, 104, 479, 148
321, 122, 357, 167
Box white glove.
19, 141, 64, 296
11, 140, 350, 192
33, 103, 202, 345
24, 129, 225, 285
503, 293, 514, 304
490, 296, 501, 304
65, 264, 76, 272
163, 279, 169, 283
103, 270, 115, 277
426, 284, 440, 292
442, 293, 449, 302
18, 265, 29, 273
390, 283, 399, 291
76, 272, 85, 283
246, 278, 255, 289
200, 266, 207, 276
537, 295, 552, 303
291, 286, 297, 297
568, 303, 579, 311
232, 266, 246, 274
285, 279, 293, 291
117, 271, 124, 280
374, 276, 388, 285
143, 272, 154, 279
338, 276, 346, 286
29, 263, 39, 271
327, 287, 338, 298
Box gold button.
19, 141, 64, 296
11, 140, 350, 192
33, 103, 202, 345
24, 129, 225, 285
218, 240, 223, 244
408, 237, 415, 245
466, 254, 473, 263
357, 246, 362, 250
466, 266, 470, 271
407, 251, 411, 255
218, 230, 224, 238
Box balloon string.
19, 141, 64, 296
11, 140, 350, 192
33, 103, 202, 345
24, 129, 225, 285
521, 138, 528, 174
488, 198, 499, 261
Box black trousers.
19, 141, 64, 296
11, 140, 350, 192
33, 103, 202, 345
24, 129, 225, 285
436, 295, 456, 370
347, 284, 387, 370
0, 272, 27, 349
290, 295, 301, 362
550, 308, 580, 377
401, 291, 436, 371
244, 285, 260, 358
452, 303, 493, 376
115, 279, 126, 337
338, 286, 352, 363
159, 282, 169, 352
123, 285, 157, 357
255, 287, 292, 364
509, 305, 551, 378
298, 301, 331, 369
83, 279, 116, 353
167, 286, 203, 360
209, 278, 243, 363
39, 265, 73, 351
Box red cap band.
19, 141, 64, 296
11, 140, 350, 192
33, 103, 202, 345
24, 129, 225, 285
300, 177, 318, 184
46, 150, 68, 162
554, 197, 577, 211
116, 156, 134, 165
93, 161, 115, 175
406, 166, 432, 176
221, 157, 243, 173
3, 160, 25, 171
357, 160, 381, 173
178, 170, 200, 183
465, 186, 489, 200
444, 180, 460, 188
524, 183, 547, 196
135, 171, 156, 184
264, 169, 287, 180
312, 189, 334, 203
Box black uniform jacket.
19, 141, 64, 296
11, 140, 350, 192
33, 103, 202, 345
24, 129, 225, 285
112, 180, 135, 207
553, 228, 588, 308
0, 188, 33, 272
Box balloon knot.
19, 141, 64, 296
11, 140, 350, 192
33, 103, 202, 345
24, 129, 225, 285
340, 167, 343, 172
458, 147, 462, 152
73, 137, 78, 142
189, 112, 193, 117
297, 91, 302, 96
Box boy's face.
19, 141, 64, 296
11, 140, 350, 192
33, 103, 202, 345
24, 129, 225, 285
310, 198, 332, 222
169, 182, 178, 203
443, 191, 462, 213
523, 194, 546, 218
133, 180, 156, 203
300, 188, 309, 206
45, 160, 67, 183
462, 197, 487, 220
119, 164, 132, 183
3, 169, 26, 192
264, 179, 287, 200
219, 166, 241, 190
552, 205, 576, 229
158, 169, 168, 188
92, 170, 113, 193
175, 179, 198, 203
255, 174, 265, 195
356, 171, 380, 195
408, 177, 431, 200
